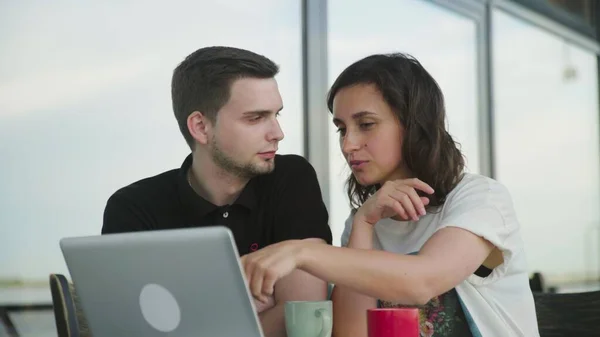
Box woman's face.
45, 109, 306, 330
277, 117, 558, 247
332, 83, 408, 186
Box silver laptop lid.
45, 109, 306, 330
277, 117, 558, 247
60, 226, 264, 337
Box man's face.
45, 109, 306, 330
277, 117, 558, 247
208, 77, 284, 178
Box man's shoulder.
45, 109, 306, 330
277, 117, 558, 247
250, 154, 321, 201
109, 168, 180, 205
271, 154, 316, 178
102, 168, 182, 234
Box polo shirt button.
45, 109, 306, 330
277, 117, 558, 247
223, 211, 229, 218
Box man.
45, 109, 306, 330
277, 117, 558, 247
102, 46, 332, 337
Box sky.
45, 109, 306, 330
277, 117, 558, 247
0, 0, 598, 285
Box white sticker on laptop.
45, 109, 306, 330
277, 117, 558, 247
139, 283, 181, 332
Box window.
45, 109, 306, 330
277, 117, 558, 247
493, 10, 600, 285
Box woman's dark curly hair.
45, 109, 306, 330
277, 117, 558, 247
327, 53, 465, 210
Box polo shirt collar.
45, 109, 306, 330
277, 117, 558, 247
178, 154, 257, 217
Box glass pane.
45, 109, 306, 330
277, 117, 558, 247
0, 0, 302, 307
8, 311, 56, 337
493, 10, 600, 287
328, 0, 479, 245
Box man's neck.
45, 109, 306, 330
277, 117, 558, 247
188, 151, 249, 206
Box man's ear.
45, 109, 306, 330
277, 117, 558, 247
187, 111, 213, 145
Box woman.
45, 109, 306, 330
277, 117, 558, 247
241, 53, 539, 336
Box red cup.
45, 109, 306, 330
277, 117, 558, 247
367, 308, 419, 337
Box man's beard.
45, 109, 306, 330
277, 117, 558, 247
210, 135, 275, 178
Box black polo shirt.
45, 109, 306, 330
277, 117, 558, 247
101, 154, 332, 255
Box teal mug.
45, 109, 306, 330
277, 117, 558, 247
285, 300, 332, 337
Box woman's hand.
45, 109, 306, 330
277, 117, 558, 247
240, 240, 306, 303
253, 295, 276, 313
355, 178, 435, 224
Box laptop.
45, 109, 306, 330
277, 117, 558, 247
60, 226, 264, 337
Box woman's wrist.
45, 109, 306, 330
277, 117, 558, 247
354, 206, 380, 227
348, 220, 374, 249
